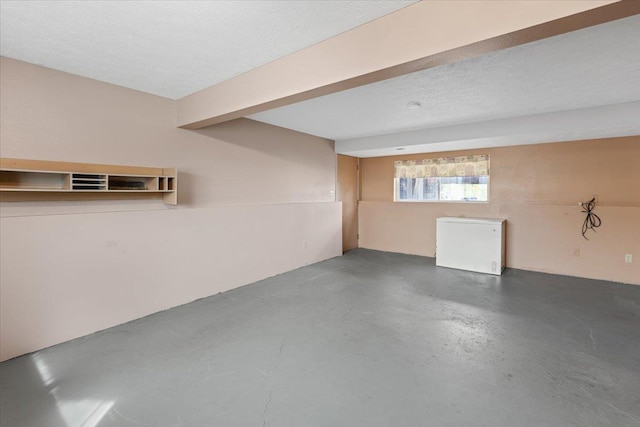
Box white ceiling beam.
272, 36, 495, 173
335, 102, 640, 158
176, 0, 637, 130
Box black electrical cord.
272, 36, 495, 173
580, 197, 601, 240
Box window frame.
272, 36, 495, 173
393, 155, 490, 203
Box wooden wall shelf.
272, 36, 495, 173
0, 158, 177, 205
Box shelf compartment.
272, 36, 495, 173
108, 175, 158, 191
1, 170, 71, 190
72, 173, 106, 190
72, 173, 105, 180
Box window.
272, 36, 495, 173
394, 155, 489, 202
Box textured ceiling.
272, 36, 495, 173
251, 15, 640, 142
335, 101, 640, 157
2, 1, 638, 156
0, 0, 416, 99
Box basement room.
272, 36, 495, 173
0, 1, 639, 426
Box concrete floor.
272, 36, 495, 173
1, 249, 639, 427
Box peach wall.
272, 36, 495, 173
0, 57, 342, 361
359, 138, 640, 285
337, 155, 358, 252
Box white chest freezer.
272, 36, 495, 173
436, 217, 506, 275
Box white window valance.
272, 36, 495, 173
394, 155, 489, 178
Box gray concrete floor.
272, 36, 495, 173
1, 249, 639, 427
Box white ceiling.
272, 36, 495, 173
1, 2, 638, 156
0, 0, 416, 100
251, 15, 640, 156
335, 101, 640, 157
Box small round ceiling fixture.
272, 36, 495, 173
407, 101, 421, 110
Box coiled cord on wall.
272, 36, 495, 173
580, 197, 601, 240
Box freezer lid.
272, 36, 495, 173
436, 217, 505, 225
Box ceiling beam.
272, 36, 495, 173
177, 0, 636, 130
334, 102, 640, 158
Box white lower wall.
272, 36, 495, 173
0, 202, 342, 361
